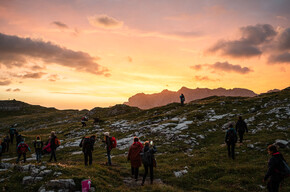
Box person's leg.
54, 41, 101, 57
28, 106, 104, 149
239, 131, 244, 143
142, 165, 148, 185
16, 153, 21, 163
89, 151, 92, 165
6, 143, 9, 152
23, 153, 26, 163
150, 165, 154, 184
227, 144, 231, 158
84, 152, 88, 165
131, 166, 134, 176
231, 143, 235, 160
53, 149, 57, 161
107, 150, 111, 165
36, 152, 39, 162
135, 167, 139, 180
39, 150, 42, 162
10, 134, 14, 144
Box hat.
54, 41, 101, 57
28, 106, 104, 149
104, 132, 110, 136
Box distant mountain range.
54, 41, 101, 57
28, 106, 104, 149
124, 87, 258, 109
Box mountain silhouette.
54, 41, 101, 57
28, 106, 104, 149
124, 87, 257, 109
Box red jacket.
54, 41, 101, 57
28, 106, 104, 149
128, 142, 143, 168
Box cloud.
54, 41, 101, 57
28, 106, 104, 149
88, 15, 123, 29
194, 76, 219, 82
48, 74, 61, 81
0, 80, 11, 85
0, 33, 110, 76
21, 72, 46, 79
208, 24, 277, 58
30, 65, 46, 71
52, 21, 68, 29
13, 88, 20, 92
268, 52, 290, 64
277, 28, 290, 51
127, 56, 132, 62
190, 64, 203, 70
6, 88, 11, 92
211, 61, 252, 74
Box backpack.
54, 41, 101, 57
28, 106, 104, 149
18, 143, 28, 153
55, 138, 61, 147
227, 129, 237, 143
281, 160, 290, 178
110, 137, 117, 149
35, 141, 42, 149
83, 137, 91, 149
142, 149, 151, 165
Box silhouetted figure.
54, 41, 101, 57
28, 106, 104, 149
49, 131, 60, 162
225, 124, 237, 160
128, 137, 143, 181
79, 135, 96, 166
9, 126, 16, 144
235, 116, 248, 143
34, 136, 43, 162
102, 132, 115, 166
180, 94, 185, 105
4, 135, 10, 152
141, 141, 157, 186
263, 145, 286, 192
16, 139, 31, 163
81, 116, 88, 127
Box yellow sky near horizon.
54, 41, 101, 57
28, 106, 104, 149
0, 0, 289, 109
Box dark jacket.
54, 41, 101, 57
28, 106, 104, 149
128, 142, 144, 168
235, 119, 248, 133
264, 152, 286, 181
50, 136, 57, 150
225, 128, 237, 144
34, 140, 44, 151
80, 137, 95, 153
142, 145, 157, 166
103, 136, 112, 151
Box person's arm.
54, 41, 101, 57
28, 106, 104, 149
225, 131, 228, 143
264, 158, 274, 181
41, 141, 44, 148
27, 144, 31, 152
244, 121, 248, 133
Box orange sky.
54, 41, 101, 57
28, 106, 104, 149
0, 0, 289, 109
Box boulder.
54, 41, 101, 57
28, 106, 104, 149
0, 162, 13, 169
46, 179, 76, 191
275, 140, 289, 148
38, 170, 53, 177
22, 176, 43, 185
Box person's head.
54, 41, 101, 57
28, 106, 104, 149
238, 116, 242, 120
104, 132, 109, 137
144, 141, 149, 146
134, 137, 139, 142
267, 144, 278, 155
51, 131, 55, 137
36, 136, 41, 140
90, 135, 96, 139
229, 124, 233, 128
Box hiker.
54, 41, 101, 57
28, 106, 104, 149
79, 135, 96, 166
1, 138, 6, 154
81, 116, 88, 127
102, 132, 117, 166
225, 124, 237, 160
4, 135, 10, 152
16, 138, 31, 163
263, 145, 287, 192
49, 131, 60, 162
9, 126, 16, 144
141, 141, 157, 185
235, 116, 248, 143
15, 131, 22, 147
128, 137, 144, 181
34, 136, 43, 162
180, 93, 185, 105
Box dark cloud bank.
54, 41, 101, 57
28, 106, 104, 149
0, 33, 110, 76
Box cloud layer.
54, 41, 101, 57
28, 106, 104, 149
0, 33, 110, 76
52, 21, 68, 29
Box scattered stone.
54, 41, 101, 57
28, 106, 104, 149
46, 179, 76, 191
39, 170, 53, 177
22, 176, 43, 185
174, 169, 188, 177
275, 140, 289, 148
247, 144, 254, 149
53, 172, 63, 177
71, 151, 83, 155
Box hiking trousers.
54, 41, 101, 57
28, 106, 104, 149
131, 166, 139, 180
267, 176, 283, 192
238, 131, 245, 143
36, 150, 42, 162
49, 149, 57, 162
227, 143, 235, 160
84, 151, 92, 165
10, 134, 14, 144
16, 153, 26, 163
142, 164, 154, 184
107, 149, 112, 165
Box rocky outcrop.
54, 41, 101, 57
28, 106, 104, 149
124, 87, 257, 109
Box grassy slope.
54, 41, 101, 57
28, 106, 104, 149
0, 89, 289, 191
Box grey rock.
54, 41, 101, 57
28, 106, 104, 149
0, 162, 13, 169
22, 176, 43, 185
247, 144, 254, 149
39, 170, 53, 177
46, 179, 75, 190
275, 139, 289, 148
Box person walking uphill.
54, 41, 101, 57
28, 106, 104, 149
34, 136, 43, 162
180, 93, 185, 106
225, 124, 237, 160
16, 139, 31, 163
79, 135, 96, 166
102, 132, 116, 166
9, 126, 16, 144
235, 116, 248, 143
49, 131, 60, 162
263, 145, 287, 192
128, 137, 143, 181
141, 141, 157, 186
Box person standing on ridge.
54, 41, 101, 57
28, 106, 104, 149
128, 137, 143, 181
16, 138, 31, 163
180, 93, 185, 105
141, 141, 157, 186
34, 136, 43, 162
263, 145, 287, 192
102, 132, 117, 166
225, 124, 237, 160
81, 116, 88, 127
49, 131, 60, 162
235, 116, 248, 143
79, 135, 96, 166
9, 126, 16, 144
